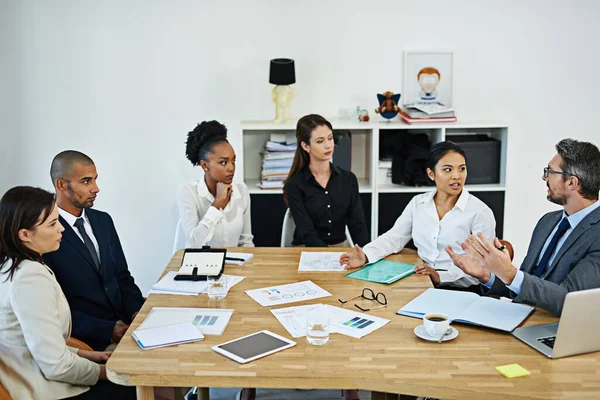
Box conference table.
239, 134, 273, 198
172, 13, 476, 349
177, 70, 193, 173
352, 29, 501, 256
106, 248, 600, 400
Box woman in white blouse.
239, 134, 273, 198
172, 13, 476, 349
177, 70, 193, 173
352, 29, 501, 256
175, 120, 254, 250
340, 142, 496, 287
0, 186, 135, 400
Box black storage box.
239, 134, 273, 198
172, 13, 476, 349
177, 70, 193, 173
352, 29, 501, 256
448, 134, 500, 184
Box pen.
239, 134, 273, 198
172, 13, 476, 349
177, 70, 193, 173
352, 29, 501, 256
226, 257, 245, 262
434, 269, 448, 272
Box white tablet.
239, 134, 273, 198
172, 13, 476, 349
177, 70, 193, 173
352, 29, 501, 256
212, 330, 296, 364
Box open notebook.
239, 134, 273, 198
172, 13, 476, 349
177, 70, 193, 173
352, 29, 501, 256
397, 288, 534, 332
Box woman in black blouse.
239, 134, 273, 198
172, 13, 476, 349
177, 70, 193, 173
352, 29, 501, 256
283, 114, 369, 248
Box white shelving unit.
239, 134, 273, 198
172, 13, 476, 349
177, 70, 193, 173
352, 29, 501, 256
241, 119, 508, 242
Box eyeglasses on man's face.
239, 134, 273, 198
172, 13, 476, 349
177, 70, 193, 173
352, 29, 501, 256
543, 166, 573, 179
338, 288, 387, 312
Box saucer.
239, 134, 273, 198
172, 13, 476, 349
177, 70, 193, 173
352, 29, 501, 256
414, 324, 459, 342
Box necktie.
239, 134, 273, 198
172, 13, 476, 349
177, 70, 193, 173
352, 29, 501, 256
534, 217, 570, 277
74, 218, 100, 270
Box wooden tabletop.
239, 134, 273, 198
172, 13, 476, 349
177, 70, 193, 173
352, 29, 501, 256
106, 248, 600, 400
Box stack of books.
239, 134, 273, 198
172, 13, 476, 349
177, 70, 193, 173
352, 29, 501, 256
259, 133, 296, 189
400, 102, 457, 124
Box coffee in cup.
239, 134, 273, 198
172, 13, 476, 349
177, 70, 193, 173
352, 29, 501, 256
423, 313, 450, 338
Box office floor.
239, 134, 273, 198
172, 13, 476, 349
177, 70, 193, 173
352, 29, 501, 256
209, 388, 372, 399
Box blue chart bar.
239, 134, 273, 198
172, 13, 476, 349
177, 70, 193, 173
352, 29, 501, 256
193, 315, 219, 326
343, 317, 374, 329
357, 320, 374, 329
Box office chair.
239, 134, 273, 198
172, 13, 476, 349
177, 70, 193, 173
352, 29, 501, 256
499, 239, 514, 261
0, 381, 11, 400
281, 208, 354, 247
0, 337, 93, 400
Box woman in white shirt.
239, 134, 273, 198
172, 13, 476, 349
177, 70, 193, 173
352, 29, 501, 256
340, 141, 496, 287
175, 120, 254, 250
0, 186, 135, 400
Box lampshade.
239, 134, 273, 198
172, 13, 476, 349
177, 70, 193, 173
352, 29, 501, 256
269, 58, 296, 85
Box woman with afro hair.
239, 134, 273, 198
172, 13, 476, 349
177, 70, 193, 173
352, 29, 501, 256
174, 120, 254, 251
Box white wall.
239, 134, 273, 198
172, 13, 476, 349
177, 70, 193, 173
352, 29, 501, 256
2, 0, 600, 293
0, 0, 20, 190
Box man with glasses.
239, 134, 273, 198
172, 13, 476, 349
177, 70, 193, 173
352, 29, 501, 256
446, 138, 600, 316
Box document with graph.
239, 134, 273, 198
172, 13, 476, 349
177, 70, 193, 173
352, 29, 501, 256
298, 252, 346, 271
245, 280, 331, 307
137, 307, 234, 336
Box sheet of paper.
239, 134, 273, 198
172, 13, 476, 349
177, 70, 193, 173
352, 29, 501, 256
152, 271, 208, 294
147, 289, 198, 296
397, 288, 478, 320
225, 252, 254, 266
132, 322, 204, 350
138, 307, 234, 336
245, 280, 331, 307
298, 252, 346, 271
270, 304, 334, 338
270, 304, 389, 339
151, 273, 244, 295
324, 305, 390, 339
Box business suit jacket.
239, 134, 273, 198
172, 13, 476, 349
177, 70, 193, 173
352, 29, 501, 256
485, 206, 600, 316
43, 208, 144, 350
0, 260, 99, 400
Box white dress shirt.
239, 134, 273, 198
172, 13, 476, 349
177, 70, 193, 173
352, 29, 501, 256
58, 207, 101, 262
174, 180, 254, 250
363, 189, 496, 286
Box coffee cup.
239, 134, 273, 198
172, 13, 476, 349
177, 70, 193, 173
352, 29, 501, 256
423, 313, 450, 338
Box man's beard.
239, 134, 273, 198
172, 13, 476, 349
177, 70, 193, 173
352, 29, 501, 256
547, 188, 568, 205
66, 184, 92, 209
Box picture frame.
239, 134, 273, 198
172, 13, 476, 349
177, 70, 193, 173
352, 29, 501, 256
403, 52, 453, 106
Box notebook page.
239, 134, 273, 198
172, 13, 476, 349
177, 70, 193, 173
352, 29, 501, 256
455, 296, 534, 331
397, 288, 479, 320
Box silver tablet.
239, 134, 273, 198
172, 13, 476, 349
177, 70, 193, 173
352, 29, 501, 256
212, 330, 296, 364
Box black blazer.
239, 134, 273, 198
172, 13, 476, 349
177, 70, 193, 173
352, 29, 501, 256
43, 208, 144, 350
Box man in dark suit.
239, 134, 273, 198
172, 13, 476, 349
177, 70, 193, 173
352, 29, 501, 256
446, 138, 600, 316
44, 150, 144, 350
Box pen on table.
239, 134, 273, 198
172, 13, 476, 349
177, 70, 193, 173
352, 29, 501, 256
434, 269, 448, 271
226, 257, 245, 262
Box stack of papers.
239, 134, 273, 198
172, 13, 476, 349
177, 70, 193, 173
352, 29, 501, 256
132, 322, 204, 350
259, 141, 296, 189
270, 304, 390, 339
149, 272, 245, 296
225, 252, 254, 266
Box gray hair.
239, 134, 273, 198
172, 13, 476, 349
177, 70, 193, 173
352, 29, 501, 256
50, 150, 94, 187
555, 138, 600, 200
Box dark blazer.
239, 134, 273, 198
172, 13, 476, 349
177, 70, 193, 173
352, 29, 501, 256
43, 208, 144, 350
485, 206, 600, 316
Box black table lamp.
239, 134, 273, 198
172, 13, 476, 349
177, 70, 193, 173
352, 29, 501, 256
269, 58, 295, 123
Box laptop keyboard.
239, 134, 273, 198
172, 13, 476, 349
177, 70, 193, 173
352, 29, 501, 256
537, 336, 556, 349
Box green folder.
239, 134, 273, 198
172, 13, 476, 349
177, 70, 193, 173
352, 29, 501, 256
345, 259, 416, 284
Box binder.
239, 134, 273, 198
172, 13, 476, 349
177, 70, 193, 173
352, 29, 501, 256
345, 259, 416, 284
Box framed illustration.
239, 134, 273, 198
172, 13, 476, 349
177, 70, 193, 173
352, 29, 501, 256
403, 52, 453, 106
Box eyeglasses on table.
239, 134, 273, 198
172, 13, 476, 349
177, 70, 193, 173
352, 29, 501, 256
338, 287, 387, 311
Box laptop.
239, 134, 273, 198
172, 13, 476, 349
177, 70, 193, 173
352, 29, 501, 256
512, 288, 600, 358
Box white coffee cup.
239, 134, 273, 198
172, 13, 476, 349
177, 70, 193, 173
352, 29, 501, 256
423, 313, 450, 338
